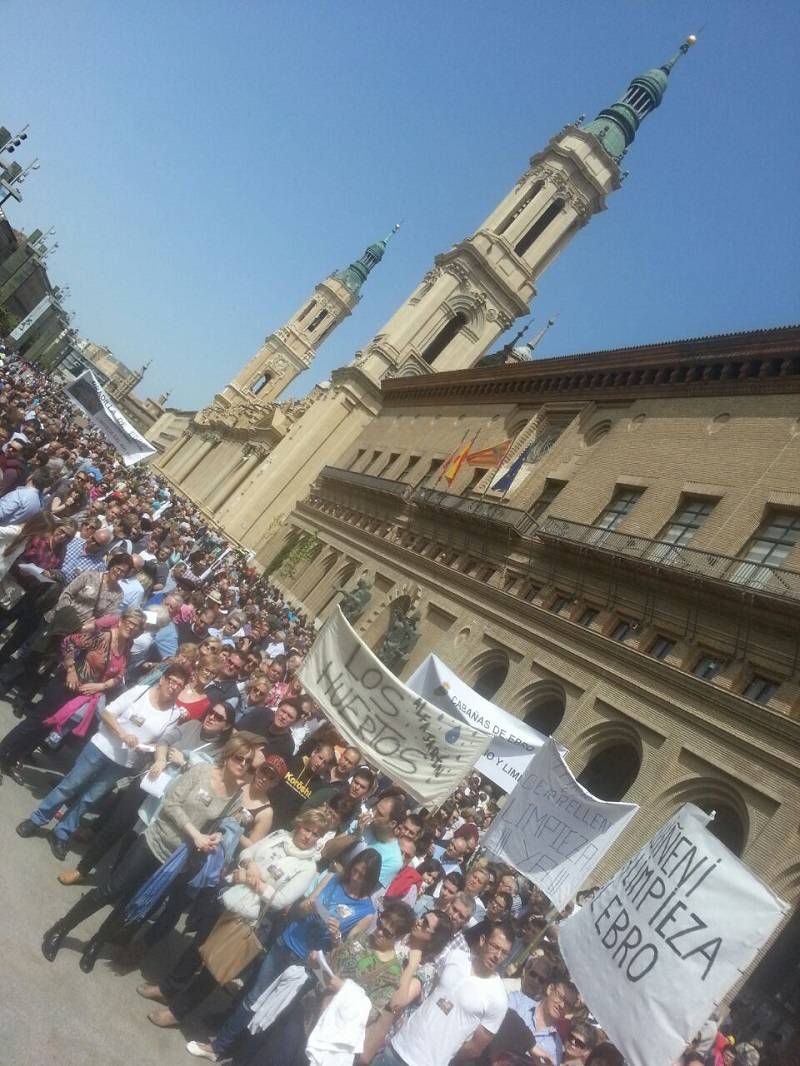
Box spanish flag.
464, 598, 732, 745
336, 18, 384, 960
443, 442, 471, 484
464, 439, 512, 467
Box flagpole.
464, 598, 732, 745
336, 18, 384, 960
480, 439, 515, 502
431, 430, 470, 488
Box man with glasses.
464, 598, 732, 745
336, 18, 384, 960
483, 970, 578, 1066
375, 919, 513, 1066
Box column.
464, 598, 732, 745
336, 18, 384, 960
176, 436, 219, 488
207, 447, 265, 514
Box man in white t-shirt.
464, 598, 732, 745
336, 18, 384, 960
374, 919, 513, 1066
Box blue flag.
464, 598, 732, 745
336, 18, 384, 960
491, 446, 531, 494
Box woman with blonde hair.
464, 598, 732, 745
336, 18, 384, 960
40, 729, 260, 971
140, 804, 335, 1029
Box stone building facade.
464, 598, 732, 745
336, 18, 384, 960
263, 323, 800, 1013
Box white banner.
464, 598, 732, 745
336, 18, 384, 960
406, 653, 549, 792
298, 610, 491, 807
559, 804, 789, 1066
482, 739, 638, 909
9, 295, 53, 341
63, 370, 156, 467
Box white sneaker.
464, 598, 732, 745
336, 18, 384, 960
185, 1042, 218, 1062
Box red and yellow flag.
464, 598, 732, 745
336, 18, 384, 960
443, 442, 471, 484
465, 439, 512, 467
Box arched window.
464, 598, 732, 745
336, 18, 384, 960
696, 801, 746, 857
577, 743, 641, 801
250, 371, 273, 395
496, 181, 544, 235
467, 650, 510, 700
521, 681, 566, 735
474, 662, 508, 700
421, 311, 468, 366
307, 309, 329, 333
514, 198, 564, 257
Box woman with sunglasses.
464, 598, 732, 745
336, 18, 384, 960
39, 731, 258, 972
562, 1024, 599, 1066
140, 805, 334, 1030
56, 698, 237, 887
361, 907, 455, 1063
0, 607, 146, 784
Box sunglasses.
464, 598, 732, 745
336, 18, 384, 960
229, 753, 253, 767
205, 710, 229, 723
375, 918, 396, 937
416, 915, 437, 931
568, 1037, 588, 1050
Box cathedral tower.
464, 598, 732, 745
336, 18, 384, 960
170, 39, 698, 551
218, 226, 400, 409
353, 36, 696, 381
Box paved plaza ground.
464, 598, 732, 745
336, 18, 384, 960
0, 698, 231, 1066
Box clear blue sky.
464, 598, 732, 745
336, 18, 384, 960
3, 1, 799, 407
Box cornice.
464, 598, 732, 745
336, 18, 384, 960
380, 325, 800, 407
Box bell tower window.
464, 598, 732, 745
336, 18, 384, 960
298, 299, 317, 321
496, 181, 544, 235
514, 198, 564, 257
250, 371, 273, 395
421, 311, 468, 366
307, 309, 329, 333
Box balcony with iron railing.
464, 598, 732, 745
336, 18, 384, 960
413, 486, 528, 531
318, 466, 411, 498
537, 516, 800, 605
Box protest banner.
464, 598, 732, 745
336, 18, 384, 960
559, 804, 789, 1066
63, 370, 156, 466
406, 653, 549, 792
299, 609, 491, 807
482, 739, 638, 909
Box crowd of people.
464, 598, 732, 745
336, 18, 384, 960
0, 352, 790, 1066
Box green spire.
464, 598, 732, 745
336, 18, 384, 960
335, 223, 401, 295
584, 35, 697, 162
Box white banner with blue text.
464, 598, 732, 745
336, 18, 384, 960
407, 652, 550, 792
559, 803, 789, 1066
299, 610, 491, 807
482, 738, 638, 909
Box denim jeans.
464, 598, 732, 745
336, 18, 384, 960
211, 938, 300, 1056
30, 742, 129, 842
370, 1046, 408, 1066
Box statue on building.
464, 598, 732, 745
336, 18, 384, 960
337, 577, 372, 624
378, 607, 421, 674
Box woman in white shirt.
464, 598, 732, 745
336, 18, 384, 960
16, 663, 191, 860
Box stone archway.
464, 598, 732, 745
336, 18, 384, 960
577, 742, 642, 801
464, 649, 510, 701
514, 680, 566, 735
654, 777, 750, 857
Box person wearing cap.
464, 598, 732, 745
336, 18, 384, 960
238, 693, 301, 762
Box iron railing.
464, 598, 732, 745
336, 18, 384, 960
538, 517, 800, 603
413, 486, 528, 530
318, 466, 411, 498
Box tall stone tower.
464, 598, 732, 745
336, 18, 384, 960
155, 229, 399, 493
355, 36, 696, 381
218, 227, 401, 410
175, 39, 698, 550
